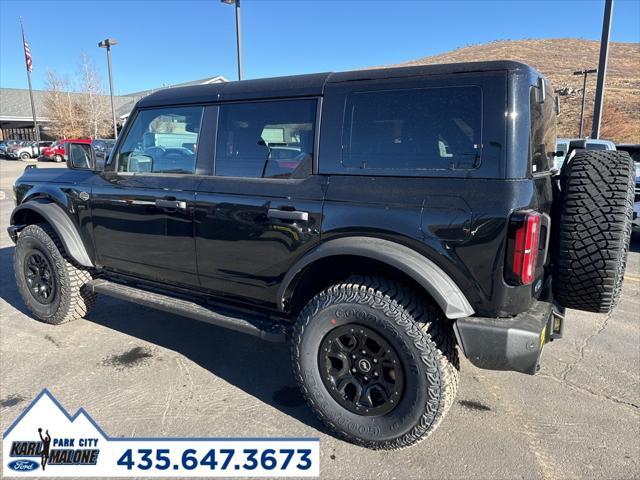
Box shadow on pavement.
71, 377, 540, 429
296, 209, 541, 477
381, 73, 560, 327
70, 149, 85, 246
0, 245, 326, 434
0, 245, 32, 317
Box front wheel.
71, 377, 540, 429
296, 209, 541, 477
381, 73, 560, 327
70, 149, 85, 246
291, 276, 459, 449
14, 224, 96, 325
20, 152, 31, 160
54, 154, 64, 163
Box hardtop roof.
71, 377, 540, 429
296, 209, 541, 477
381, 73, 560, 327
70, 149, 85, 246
138, 60, 538, 107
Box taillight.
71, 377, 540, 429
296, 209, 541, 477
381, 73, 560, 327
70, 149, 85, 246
505, 211, 541, 285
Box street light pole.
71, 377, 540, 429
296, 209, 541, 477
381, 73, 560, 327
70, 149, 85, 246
98, 38, 118, 139
221, 0, 243, 80
591, 0, 614, 139
573, 68, 597, 138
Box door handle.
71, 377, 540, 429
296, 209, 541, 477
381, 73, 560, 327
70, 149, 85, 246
155, 199, 187, 210
267, 208, 309, 221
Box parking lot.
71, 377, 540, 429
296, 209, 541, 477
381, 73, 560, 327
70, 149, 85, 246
0, 158, 638, 479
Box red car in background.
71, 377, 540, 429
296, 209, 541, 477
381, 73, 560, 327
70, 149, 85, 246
39, 138, 92, 163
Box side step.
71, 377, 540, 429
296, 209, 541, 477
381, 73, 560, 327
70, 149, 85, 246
86, 279, 287, 342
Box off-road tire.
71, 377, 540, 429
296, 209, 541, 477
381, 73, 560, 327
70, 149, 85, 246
14, 224, 96, 324
291, 276, 459, 450
554, 150, 635, 313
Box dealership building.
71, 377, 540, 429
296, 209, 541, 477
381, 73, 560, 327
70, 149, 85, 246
0, 76, 227, 141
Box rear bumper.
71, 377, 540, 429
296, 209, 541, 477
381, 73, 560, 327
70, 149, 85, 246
454, 299, 564, 375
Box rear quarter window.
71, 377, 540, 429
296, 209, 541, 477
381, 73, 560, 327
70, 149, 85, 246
342, 86, 482, 172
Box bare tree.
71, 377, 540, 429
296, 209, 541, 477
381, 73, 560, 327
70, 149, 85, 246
43, 54, 112, 139
43, 69, 83, 139
77, 53, 111, 138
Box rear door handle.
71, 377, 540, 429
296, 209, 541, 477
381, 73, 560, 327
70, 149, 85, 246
155, 199, 187, 210
267, 209, 309, 221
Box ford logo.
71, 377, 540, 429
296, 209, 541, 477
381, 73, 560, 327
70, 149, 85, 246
8, 459, 39, 471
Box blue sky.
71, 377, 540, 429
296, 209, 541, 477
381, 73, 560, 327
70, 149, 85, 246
1, 0, 639, 94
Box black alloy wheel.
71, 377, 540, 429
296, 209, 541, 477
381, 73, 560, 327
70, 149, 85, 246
319, 324, 404, 416
24, 250, 56, 304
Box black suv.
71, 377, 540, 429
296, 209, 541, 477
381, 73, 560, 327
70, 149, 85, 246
9, 61, 635, 449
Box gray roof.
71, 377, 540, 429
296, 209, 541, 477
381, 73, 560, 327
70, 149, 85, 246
0, 75, 227, 122
0, 88, 132, 122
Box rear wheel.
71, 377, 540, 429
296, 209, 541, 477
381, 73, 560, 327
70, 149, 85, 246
14, 224, 96, 324
291, 276, 459, 450
54, 154, 64, 163
554, 150, 635, 313
19, 152, 31, 160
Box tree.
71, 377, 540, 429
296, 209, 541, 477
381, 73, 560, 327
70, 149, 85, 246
43, 54, 112, 139
76, 53, 111, 138
43, 70, 82, 139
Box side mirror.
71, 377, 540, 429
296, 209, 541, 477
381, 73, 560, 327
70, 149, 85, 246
66, 142, 96, 170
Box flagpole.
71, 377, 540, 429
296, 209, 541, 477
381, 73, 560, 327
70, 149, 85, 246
20, 18, 40, 142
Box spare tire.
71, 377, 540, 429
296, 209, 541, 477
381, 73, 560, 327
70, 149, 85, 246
554, 150, 635, 313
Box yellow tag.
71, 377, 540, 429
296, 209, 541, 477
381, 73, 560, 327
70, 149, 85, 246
539, 325, 547, 351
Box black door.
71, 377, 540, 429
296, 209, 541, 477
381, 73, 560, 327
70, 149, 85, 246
194, 98, 325, 307
91, 106, 205, 287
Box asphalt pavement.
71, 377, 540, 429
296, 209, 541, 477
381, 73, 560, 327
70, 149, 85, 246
0, 158, 638, 479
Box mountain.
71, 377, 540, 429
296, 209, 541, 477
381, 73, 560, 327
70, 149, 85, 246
396, 39, 640, 143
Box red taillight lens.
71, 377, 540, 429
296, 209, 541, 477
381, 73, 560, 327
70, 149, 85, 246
507, 212, 541, 285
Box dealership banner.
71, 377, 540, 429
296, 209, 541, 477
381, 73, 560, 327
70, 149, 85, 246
3, 389, 319, 477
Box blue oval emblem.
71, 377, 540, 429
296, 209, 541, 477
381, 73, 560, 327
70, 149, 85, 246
8, 459, 39, 471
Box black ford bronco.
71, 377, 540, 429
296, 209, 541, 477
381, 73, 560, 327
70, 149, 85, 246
9, 61, 635, 449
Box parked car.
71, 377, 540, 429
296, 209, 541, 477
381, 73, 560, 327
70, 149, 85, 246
39, 138, 92, 163
3, 141, 25, 158
5, 141, 53, 160
8, 61, 636, 449
616, 144, 640, 163
555, 137, 616, 170
616, 144, 640, 230
92, 138, 116, 169
0, 139, 21, 158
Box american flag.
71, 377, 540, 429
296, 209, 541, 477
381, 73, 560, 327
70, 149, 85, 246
23, 37, 32, 72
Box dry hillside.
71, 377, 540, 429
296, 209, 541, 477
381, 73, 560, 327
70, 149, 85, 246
396, 39, 640, 143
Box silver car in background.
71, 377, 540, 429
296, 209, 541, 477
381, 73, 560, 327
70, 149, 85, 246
5, 140, 53, 160
555, 138, 616, 170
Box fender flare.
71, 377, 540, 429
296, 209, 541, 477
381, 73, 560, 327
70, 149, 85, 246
10, 199, 94, 267
279, 236, 474, 319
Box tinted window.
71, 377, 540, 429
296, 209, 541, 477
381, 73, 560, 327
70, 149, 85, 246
117, 106, 203, 174
215, 99, 316, 179
530, 85, 556, 173
343, 86, 482, 171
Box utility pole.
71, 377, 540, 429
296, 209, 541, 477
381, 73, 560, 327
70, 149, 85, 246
573, 69, 597, 138
98, 38, 119, 139
221, 0, 243, 80
591, 0, 614, 139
